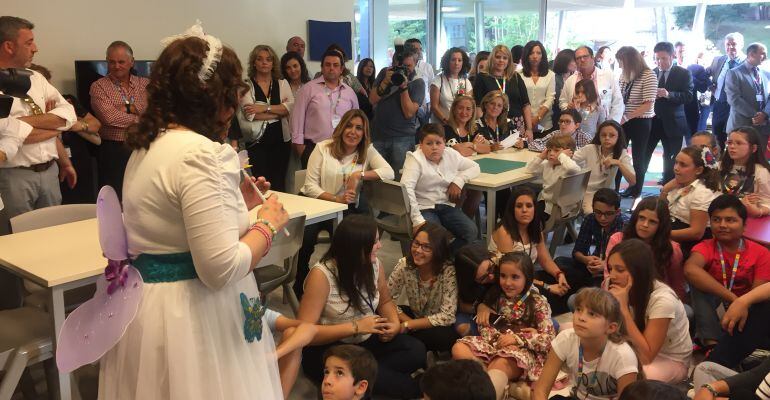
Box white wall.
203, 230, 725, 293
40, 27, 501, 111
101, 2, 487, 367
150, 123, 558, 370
3, 0, 354, 94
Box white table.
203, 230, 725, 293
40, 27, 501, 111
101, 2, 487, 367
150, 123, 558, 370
0, 191, 346, 400
465, 148, 540, 241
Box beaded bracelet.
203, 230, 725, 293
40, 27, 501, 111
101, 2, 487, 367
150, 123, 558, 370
249, 223, 272, 257
254, 218, 277, 238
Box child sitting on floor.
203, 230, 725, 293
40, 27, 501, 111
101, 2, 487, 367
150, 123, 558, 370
321, 344, 378, 400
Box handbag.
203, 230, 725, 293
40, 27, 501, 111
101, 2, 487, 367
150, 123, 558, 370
236, 79, 268, 143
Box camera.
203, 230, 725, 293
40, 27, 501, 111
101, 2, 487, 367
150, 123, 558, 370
390, 65, 409, 87
0, 68, 32, 118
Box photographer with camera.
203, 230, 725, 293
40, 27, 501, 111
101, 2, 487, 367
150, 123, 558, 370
370, 48, 425, 175
0, 16, 77, 220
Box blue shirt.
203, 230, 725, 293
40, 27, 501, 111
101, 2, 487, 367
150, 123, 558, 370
572, 213, 628, 261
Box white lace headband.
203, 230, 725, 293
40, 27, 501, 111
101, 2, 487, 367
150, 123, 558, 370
160, 20, 223, 83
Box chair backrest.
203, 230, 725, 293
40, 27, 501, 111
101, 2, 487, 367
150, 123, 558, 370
255, 214, 307, 269
362, 179, 413, 238
293, 169, 307, 195
544, 170, 591, 230
10, 204, 97, 233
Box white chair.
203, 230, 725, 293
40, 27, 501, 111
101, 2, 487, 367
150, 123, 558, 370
10, 204, 97, 310
362, 179, 413, 254
253, 214, 307, 314
293, 169, 307, 195
0, 307, 52, 400
543, 170, 591, 256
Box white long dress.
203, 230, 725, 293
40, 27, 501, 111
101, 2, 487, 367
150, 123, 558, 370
98, 129, 283, 399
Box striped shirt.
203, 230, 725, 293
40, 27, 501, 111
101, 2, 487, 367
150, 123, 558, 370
619, 69, 657, 119
90, 75, 149, 142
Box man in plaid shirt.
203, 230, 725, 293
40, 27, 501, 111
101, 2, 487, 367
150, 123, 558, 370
90, 40, 148, 199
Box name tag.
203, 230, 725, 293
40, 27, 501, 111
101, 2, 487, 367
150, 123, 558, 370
331, 116, 341, 129
758, 94, 765, 103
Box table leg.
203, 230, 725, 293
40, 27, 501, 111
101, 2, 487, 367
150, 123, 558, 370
333, 211, 343, 230
486, 189, 496, 244
48, 287, 71, 400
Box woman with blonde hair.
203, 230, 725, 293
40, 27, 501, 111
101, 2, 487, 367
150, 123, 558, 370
616, 45, 657, 198
444, 95, 487, 156
473, 45, 534, 143
296, 108, 395, 297
234, 44, 294, 192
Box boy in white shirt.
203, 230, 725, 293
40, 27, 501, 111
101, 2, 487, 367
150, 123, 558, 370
526, 134, 581, 224
401, 123, 481, 253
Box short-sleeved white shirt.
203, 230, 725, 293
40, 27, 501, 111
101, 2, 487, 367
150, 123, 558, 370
641, 281, 693, 364
430, 74, 473, 123
552, 329, 638, 400
667, 179, 718, 224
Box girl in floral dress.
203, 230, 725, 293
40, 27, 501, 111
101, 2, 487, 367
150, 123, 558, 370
452, 252, 556, 400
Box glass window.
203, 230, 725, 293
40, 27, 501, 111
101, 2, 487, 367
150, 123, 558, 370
438, 0, 541, 71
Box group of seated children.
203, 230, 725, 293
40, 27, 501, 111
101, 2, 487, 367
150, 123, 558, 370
285, 106, 770, 399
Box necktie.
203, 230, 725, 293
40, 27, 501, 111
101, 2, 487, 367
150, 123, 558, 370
728, 59, 737, 70
658, 70, 667, 88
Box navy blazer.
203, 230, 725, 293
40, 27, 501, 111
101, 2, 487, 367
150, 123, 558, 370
654, 66, 693, 138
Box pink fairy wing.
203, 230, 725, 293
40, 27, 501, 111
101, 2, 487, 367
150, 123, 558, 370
56, 267, 143, 373
56, 185, 144, 373
96, 186, 127, 261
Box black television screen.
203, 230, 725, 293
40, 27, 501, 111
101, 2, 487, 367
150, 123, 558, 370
74, 60, 153, 113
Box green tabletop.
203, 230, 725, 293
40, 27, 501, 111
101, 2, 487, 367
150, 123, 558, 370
475, 158, 527, 174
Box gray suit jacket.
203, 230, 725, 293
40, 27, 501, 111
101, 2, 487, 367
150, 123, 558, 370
725, 63, 770, 135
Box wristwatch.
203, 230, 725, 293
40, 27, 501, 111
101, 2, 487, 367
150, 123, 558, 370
401, 321, 410, 332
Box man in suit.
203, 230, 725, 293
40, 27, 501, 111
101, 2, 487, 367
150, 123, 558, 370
706, 32, 745, 149
726, 42, 770, 144
644, 42, 694, 184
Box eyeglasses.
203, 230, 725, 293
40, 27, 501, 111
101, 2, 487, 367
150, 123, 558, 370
558, 120, 575, 125
726, 140, 748, 147
594, 210, 619, 218
411, 240, 433, 253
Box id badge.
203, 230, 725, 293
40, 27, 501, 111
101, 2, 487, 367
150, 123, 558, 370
757, 94, 765, 103
331, 116, 341, 129
716, 302, 726, 320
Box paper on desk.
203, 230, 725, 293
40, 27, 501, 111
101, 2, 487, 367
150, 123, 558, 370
499, 131, 521, 149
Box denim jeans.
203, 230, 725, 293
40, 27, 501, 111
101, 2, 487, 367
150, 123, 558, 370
421, 204, 479, 254
373, 136, 416, 179
691, 287, 725, 342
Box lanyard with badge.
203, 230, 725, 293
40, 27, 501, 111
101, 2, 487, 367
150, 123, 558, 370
576, 344, 605, 400
113, 80, 135, 114
494, 76, 506, 94
325, 85, 342, 128
717, 239, 743, 293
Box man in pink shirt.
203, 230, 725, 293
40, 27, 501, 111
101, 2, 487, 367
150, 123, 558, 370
290, 48, 358, 168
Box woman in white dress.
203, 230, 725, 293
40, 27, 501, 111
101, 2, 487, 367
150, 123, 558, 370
98, 29, 289, 399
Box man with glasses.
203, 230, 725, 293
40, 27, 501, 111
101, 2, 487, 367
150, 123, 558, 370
555, 188, 626, 290
559, 45, 624, 123
528, 108, 591, 152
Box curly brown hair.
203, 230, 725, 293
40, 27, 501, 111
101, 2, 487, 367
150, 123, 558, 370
126, 37, 248, 150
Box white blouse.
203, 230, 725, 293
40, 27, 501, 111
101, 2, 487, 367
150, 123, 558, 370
574, 144, 634, 213
521, 71, 556, 131
238, 78, 295, 141
430, 74, 473, 123
122, 130, 252, 290
667, 179, 719, 224
301, 139, 394, 199
400, 147, 481, 226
